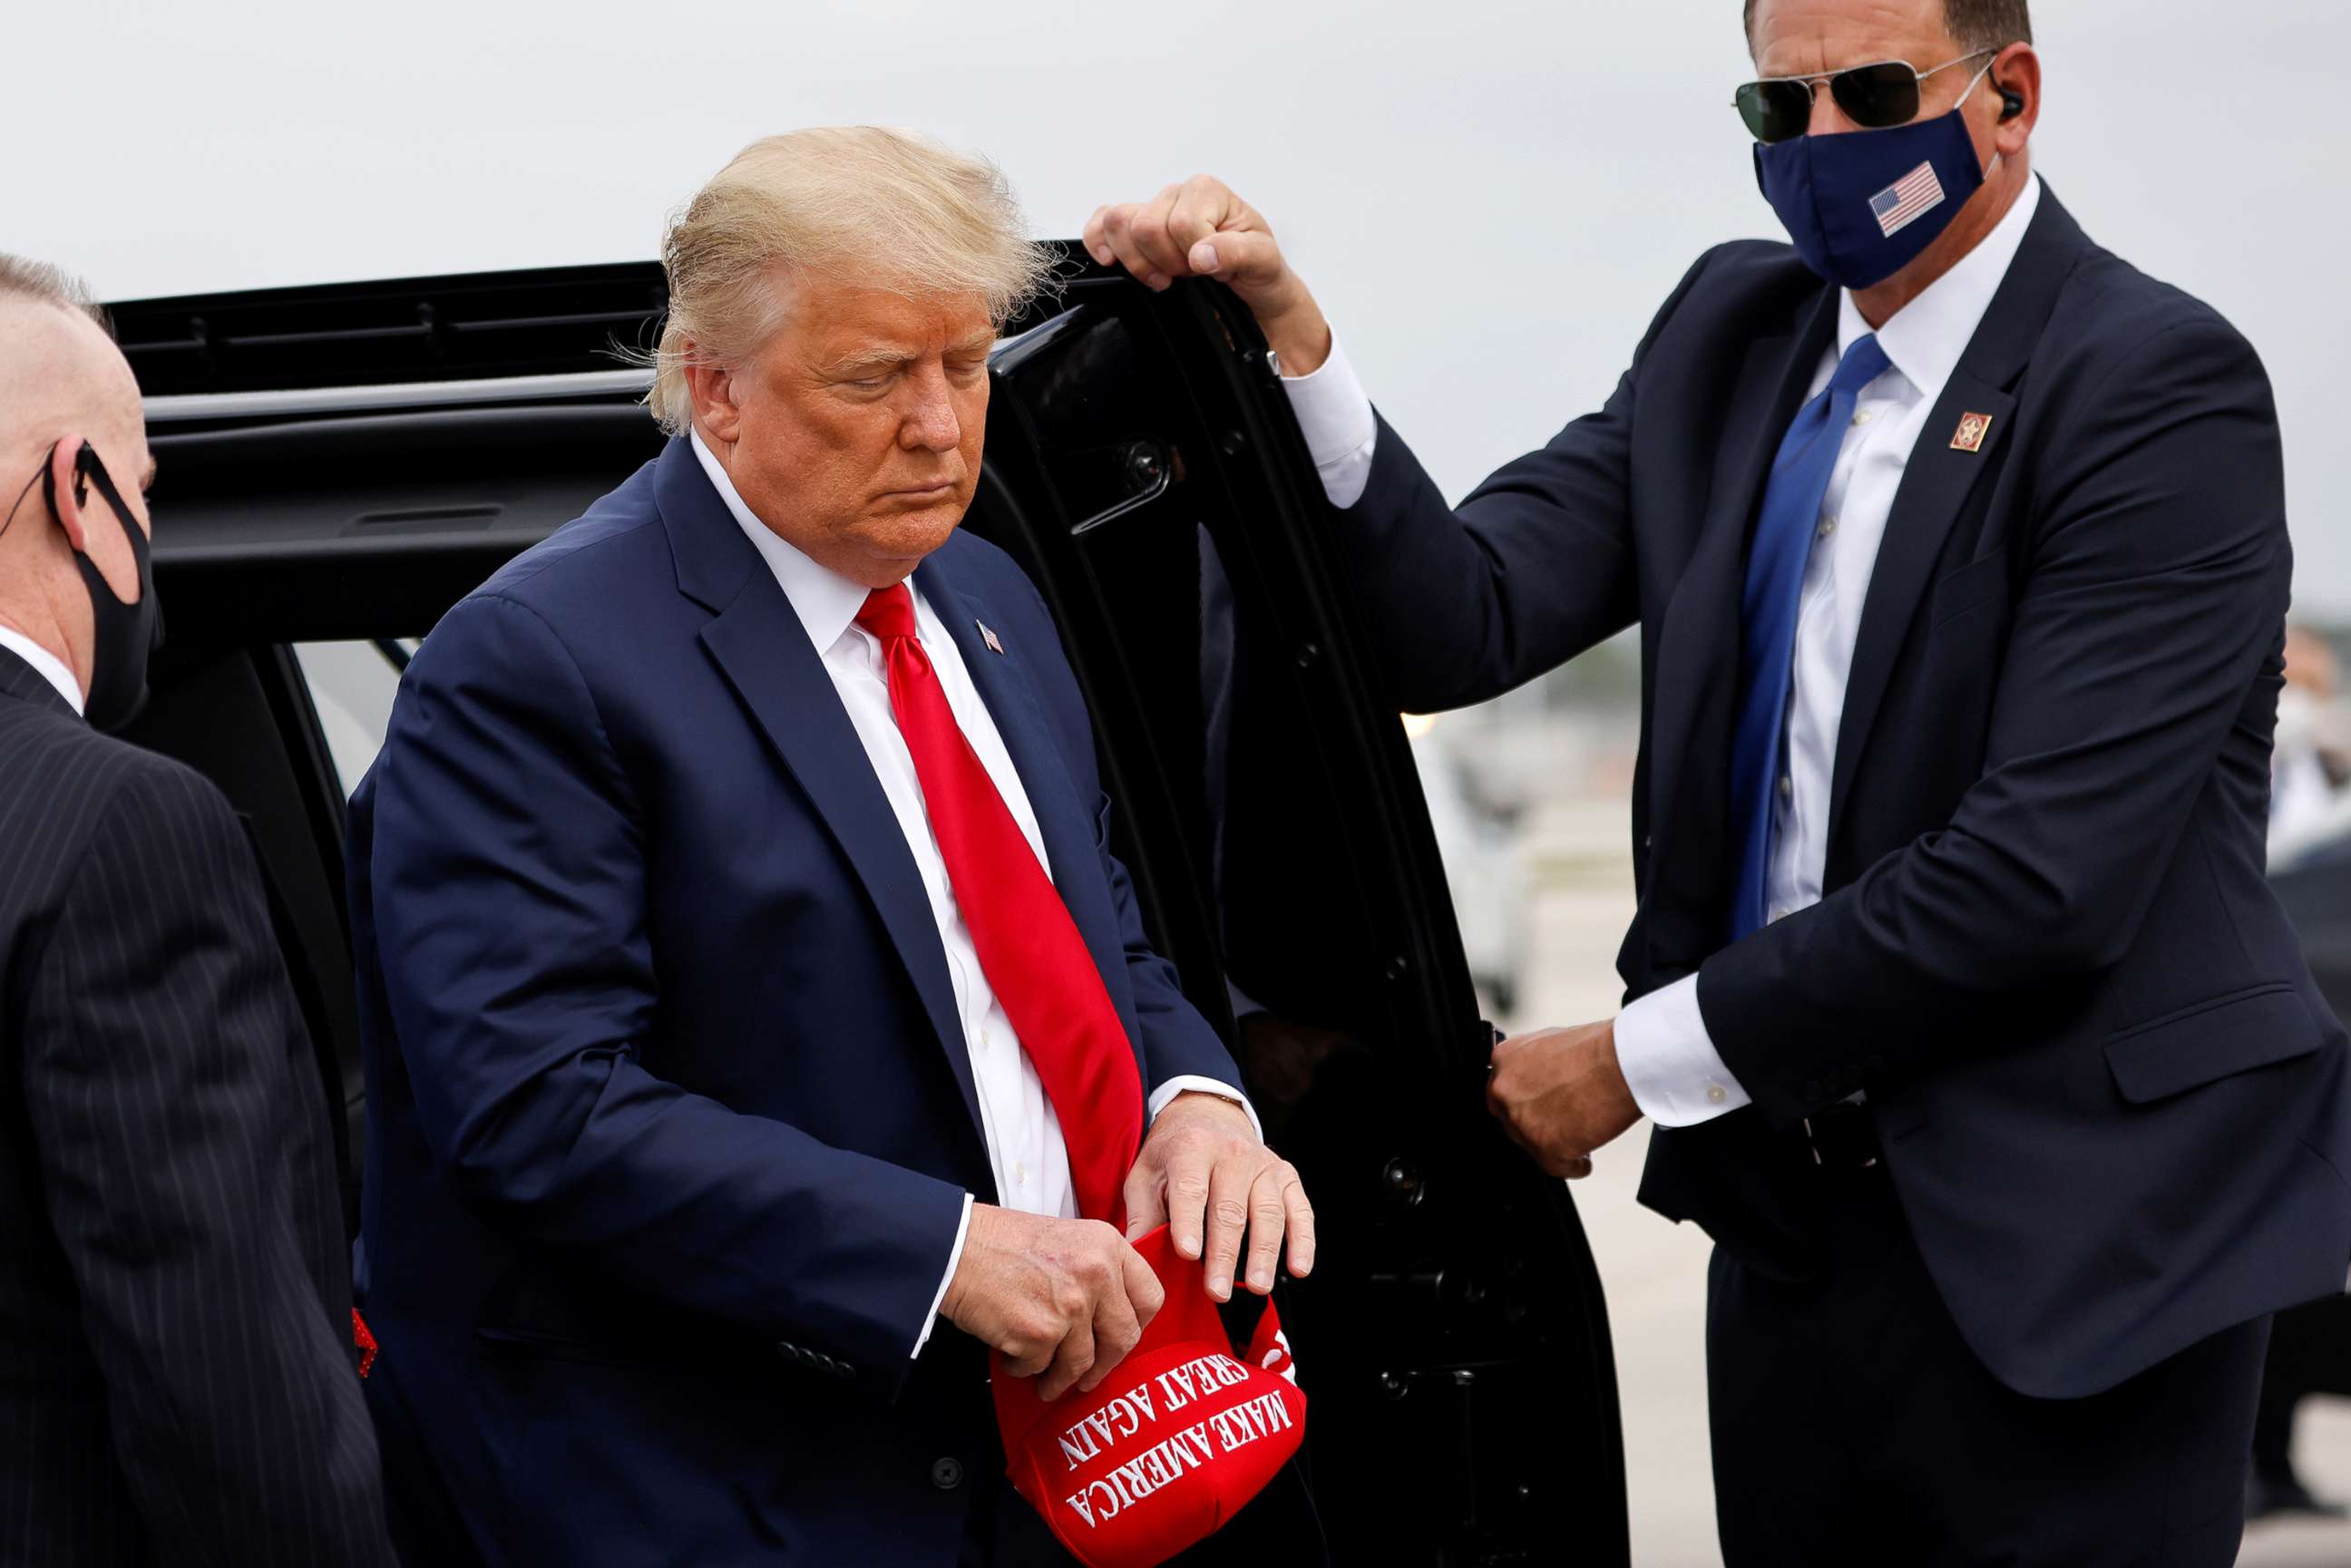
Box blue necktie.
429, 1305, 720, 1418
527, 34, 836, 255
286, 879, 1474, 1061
1726, 334, 1891, 940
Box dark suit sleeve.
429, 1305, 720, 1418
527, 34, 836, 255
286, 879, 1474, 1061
22, 763, 395, 1568
1330, 250, 1717, 714
1698, 313, 2291, 1125
368, 593, 966, 1382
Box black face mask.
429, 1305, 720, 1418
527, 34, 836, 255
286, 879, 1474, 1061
2, 441, 166, 730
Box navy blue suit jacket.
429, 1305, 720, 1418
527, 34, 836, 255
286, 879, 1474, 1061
347, 438, 1241, 1565
1332, 187, 2351, 1398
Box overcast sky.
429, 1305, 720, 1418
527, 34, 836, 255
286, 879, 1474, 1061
12, 0, 2344, 613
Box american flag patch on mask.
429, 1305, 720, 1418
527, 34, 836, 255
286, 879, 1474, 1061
1869, 161, 1946, 238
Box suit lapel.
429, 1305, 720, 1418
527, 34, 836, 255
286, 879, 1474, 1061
1826, 190, 2093, 837
913, 554, 1140, 1051
1823, 372, 2014, 831
1643, 286, 1837, 972
656, 443, 984, 1137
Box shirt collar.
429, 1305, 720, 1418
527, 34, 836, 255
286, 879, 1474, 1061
1839, 172, 2043, 406
688, 428, 873, 656
0, 625, 84, 716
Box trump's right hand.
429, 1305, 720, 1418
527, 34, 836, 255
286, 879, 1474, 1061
1085, 176, 1333, 376
941, 1205, 1166, 1401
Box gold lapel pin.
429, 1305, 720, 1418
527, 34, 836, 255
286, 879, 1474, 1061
1950, 412, 1994, 453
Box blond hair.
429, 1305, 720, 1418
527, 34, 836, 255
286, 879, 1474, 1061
644, 128, 1054, 435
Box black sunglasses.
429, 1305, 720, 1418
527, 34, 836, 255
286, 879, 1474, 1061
1734, 48, 1997, 143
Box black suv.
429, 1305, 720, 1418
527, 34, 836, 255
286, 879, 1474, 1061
110, 254, 1631, 1567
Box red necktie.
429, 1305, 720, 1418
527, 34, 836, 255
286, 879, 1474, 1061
857, 583, 1144, 1224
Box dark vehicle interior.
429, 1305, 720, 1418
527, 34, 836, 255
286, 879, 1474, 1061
109, 254, 1631, 1566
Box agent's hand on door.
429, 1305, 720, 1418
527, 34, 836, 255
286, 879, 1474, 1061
1488, 1019, 1643, 1179
1085, 175, 1334, 377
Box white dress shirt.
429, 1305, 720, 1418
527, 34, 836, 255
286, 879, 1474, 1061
688, 433, 1252, 1354
0, 626, 84, 716
1279, 177, 2043, 1127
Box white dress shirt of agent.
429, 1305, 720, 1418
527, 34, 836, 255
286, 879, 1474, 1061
1088, 0, 2341, 1561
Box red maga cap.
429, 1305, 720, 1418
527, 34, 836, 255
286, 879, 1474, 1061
992, 1225, 1306, 1568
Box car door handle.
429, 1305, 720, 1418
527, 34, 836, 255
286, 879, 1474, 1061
1068, 440, 1173, 536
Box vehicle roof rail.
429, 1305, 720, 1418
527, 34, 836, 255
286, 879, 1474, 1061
107, 262, 668, 397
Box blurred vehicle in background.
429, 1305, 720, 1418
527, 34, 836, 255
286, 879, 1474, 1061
1409, 721, 1530, 1018
1400, 636, 1644, 1033
2272, 626, 2351, 875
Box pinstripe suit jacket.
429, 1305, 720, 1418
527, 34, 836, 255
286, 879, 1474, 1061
0, 648, 395, 1567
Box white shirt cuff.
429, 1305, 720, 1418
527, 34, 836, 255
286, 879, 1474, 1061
1277, 330, 1378, 511
1614, 976, 1750, 1127
1148, 1076, 1264, 1144
912, 1191, 975, 1358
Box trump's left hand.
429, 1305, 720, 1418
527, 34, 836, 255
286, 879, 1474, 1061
1488, 1020, 1643, 1179
1124, 1092, 1315, 1302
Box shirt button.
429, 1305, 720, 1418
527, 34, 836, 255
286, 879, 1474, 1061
1852, 409, 1874, 426
1778, 774, 1793, 800
1818, 517, 1838, 539
1013, 1161, 1028, 1187
931, 1457, 965, 1491
1771, 905, 1791, 923
1706, 1084, 1728, 1105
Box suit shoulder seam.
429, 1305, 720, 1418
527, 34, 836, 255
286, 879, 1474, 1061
481, 507, 664, 595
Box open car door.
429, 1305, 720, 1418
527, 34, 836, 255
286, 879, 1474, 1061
112, 255, 1630, 1567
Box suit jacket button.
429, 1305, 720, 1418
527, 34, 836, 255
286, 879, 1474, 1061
1802, 1080, 1823, 1101
932, 1456, 966, 1491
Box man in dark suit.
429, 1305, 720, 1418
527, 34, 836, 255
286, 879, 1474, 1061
350, 129, 1316, 1566
0, 258, 395, 1565
1090, 0, 2350, 1562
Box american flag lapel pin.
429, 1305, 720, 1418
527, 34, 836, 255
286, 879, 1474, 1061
977, 620, 1004, 656
1869, 161, 1946, 239
1950, 412, 1994, 453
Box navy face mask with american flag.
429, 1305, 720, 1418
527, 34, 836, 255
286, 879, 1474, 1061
1751, 80, 1995, 290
